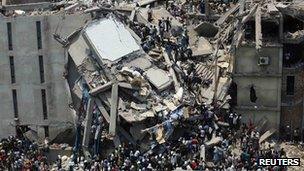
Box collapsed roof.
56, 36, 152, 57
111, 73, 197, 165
62, 10, 233, 148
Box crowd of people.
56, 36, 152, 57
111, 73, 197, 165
0, 1, 301, 171
63, 104, 290, 171
0, 136, 49, 170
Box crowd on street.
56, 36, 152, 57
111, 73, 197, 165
63, 104, 289, 171
0, 135, 49, 170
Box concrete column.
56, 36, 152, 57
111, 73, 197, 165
82, 98, 94, 148
279, 14, 284, 41
109, 83, 118, 135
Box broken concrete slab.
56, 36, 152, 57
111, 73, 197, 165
83, 16, 141, 62
145, 68, 173, 92
125, 56, 152, 71
24, 130, 39, 142
130, 102, 147, 111
192, 37, 213, 58
68, 35, 90, 67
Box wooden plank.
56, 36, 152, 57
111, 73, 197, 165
255, 5, 262, 50
109, 83, 119, 135
82, 98, 94, 148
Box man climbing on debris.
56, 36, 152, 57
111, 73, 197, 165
148, 7, 153, 22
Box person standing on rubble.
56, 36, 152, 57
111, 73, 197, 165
158, 20, 164, 41
148, 7, 153, 23
293, 128, 300, 143
165, 17, 172, 32
199, 0, 205, 14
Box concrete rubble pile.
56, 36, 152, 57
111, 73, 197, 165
0, 0, 303, 170
54, 0, 237, 155
49, 0, 302, 165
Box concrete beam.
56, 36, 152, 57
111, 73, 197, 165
241, 4, 258, 24
64, 2, 80, 12
2, 2, 52, 11
95, 98, 136, 145
255, 5, 262, 50
138, 0, 157, 7
89, 81, 113, 96
215, 4, 240, 26
130, 9, 136, 21
95, 98, 110, 123
118, 82, 140, 90
82, 98, 95, 148
109, 83, 119, 135
162, 49, 180, 92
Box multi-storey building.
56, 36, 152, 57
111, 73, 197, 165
0, 0, 90, 140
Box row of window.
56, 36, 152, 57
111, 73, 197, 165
8, 21, 46, 120
7, 21, 42, 50
9, 55, 45, 84
12, 89, 48, 120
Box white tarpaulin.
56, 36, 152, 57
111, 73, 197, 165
84, 16, 140, 61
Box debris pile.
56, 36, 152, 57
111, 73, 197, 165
56, 0, 239, 164
58, 0, 288, 164
1, 0, 304, 170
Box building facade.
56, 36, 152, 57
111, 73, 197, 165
234, 9, 304, 133
0, 11, 90, 140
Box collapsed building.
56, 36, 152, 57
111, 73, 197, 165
0, 0, 304, 154
64, 12, 232, 152
0, 0, 233, 143
48, 0, 246, 158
